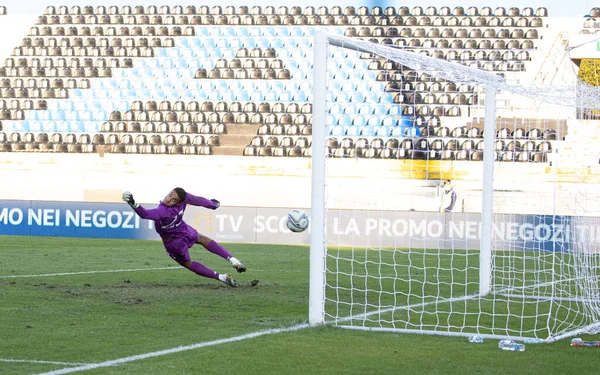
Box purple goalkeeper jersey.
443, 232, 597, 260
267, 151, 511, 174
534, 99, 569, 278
132, 193, 218, 240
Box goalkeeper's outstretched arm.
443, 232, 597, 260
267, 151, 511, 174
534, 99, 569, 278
122, 191, 163, 220
185, 192, 220, 210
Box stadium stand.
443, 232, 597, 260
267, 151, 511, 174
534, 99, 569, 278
0, 4, 556, 162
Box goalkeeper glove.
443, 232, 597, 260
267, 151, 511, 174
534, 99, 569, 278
122, 191, 139, 208
210, 199, 220, 208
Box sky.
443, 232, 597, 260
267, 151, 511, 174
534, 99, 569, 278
0, 0, 596, 18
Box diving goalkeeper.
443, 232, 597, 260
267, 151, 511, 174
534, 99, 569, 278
122, 188, 246, 287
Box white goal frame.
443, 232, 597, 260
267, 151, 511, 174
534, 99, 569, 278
308, 31, 600, 341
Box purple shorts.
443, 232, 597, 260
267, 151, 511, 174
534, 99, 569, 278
162, 225, 198, 263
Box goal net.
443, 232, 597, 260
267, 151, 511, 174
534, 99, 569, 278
309, 32, 600, 342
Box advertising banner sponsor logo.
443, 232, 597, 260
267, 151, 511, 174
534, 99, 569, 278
1, 201, 599, 252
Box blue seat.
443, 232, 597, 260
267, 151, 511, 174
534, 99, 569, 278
359, 125, 375, 136
65, 111, 78, 121
50, 111, 66, 121
391, 127, 406, 137
381, 116, 396, 127
332, 49, 348, 59
154, 48, 168, 58
37, 111, 51, 120
249, 27, 262, 36
350, 92, 365, 103
379, 92, 394, 103
216, 37, 229, 48
119, 79, 132, 89
333, 68, 350, 80
290, 49, 304, 59
277, 26, 290, 36
69, 89, 83, 98
270, 81, 284, 91
286, 59, 300, 69
358, 104, 373, 115
235, 90, 249, 101
270, 38, 284, 48
241, 37, 256, 48
79, 111, 93, 121
222, 49, 235, 59
230, 38, 243, 49
256, 38, 270, 48
329, 103, 344, 114
214, 80, 228, 91
290, 27, 303, 36
399, 116, 412, 127
387, 106, 401, 116
299, 81, 312, 92
365, 92, 379, 103
285, 81, 299, 91
187, 59, 201, 70
94, 111, 108, 121
375, 126, 391, 137
326, 114, 335, 126
340, 82, 355, 92
345, 125, 359, 136
264, 27, 276, 37
304, 28, 316, 37
203, 38, 216, 48
344, 104, 358, 114
55, 121, 70, 132
42, 121, 57, 132
223, 27, 236, 36
25, 121, 42, 132
229, 81, 243, 90
337, 114, 352, 126
197, 26, 209, 36
71, 121, 86, 132
84, 121, 99, 133
349, 70, 364, 81
222, 90, 235, 101
250, 91, 263, 101
236, 27, 249, 36
298, 38, 312, 49
194, 91, 208, 101
363, 71, 377, 81
367, 116, 381, 126
330, 125, 344, 136
195, 49, 209, 59
353, 115, 366, 127
264, 91, 278, 101
354, 60, 369, 70
373, 104, 388, 115
293, 91, 308, 102
335, 92, 350, 103
209, 26, 222, 36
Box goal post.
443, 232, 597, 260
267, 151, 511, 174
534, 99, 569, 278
309, 31, 600, 341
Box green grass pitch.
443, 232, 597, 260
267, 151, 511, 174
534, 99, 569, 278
1, 236, 599, 374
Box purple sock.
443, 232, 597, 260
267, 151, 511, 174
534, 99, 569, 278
205, 240, 233, 260
189, 261, 219, 280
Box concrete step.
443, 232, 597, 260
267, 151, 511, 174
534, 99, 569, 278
225, 124, 261, 135
211, 145, 245, 156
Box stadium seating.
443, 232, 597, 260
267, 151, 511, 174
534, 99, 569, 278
0, 4, 554, 161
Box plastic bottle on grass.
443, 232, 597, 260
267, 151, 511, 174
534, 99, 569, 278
498, 339, 525, 351
468, 335, 484, 343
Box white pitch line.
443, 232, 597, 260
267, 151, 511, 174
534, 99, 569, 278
0, 267, 182, 279
0, 358, 90, 366
35, 323, 310, 375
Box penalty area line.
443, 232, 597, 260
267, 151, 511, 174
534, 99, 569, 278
0, 359, 90, 366
0, 267, 182, 279
34, 323, 310, 375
